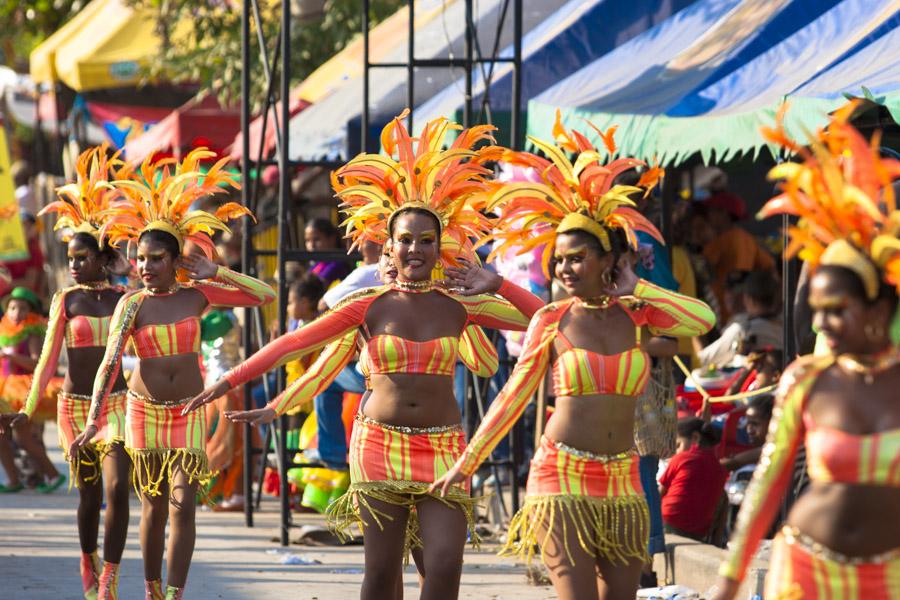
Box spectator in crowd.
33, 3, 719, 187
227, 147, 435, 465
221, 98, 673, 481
11, 161, 38, 216
318, 239, 382, 312
697, 178, 776, 323
720, 394, 774, 471
696, 270, 783, 368
659, 418, 729, 542
2, 211, 46, 295
304, 218, 351, 289
0, 287, 64, 492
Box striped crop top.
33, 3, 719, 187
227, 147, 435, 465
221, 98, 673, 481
552, 328, 650, 397
359, 334, 459, 377
66, 315, 112, 348
456, 280, 715, 477
86, 267, 275, 428
22, 286, 125, 419
720, 354, 900, 584
131, 316, 202, 359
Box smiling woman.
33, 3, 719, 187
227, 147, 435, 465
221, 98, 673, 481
189, 112, 545, 600
67, 148, 274, 600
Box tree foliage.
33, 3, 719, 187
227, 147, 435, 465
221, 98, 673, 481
0, 0, 86, 67
129, 0, 401, 111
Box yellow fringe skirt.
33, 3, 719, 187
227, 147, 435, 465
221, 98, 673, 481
124, 390, 213, 497
58, 390, 127, 487
502, 436, 649, 566
328, 414, 481, 555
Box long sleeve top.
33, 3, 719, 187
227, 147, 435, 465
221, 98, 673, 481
265, 323, 502, 416
455, 280, 716, 476
224, 279, 545, 392
86, 267, 274, 428
21, 286, 125, 418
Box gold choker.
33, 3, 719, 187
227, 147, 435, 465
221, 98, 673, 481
145, 283, 181, 297
836, 349, 900, 385
391, 279, 434, 293
576, 295, 614, 310
74, 281, 113, 300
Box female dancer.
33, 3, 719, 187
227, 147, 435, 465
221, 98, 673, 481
712, 106, 900, 599
69, 149, 274, 599
184, 113, 543, 600
2, 147, 133, 598
431, 114, 715, 600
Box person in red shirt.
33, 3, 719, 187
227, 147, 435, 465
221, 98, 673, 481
659, 418, 729, 541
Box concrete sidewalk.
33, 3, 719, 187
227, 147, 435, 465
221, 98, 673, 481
0, 426, 555, 599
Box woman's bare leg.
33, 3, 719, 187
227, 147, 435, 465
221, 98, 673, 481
165, 464, 198, 588
415, 497, 468, 600
140, 469, 169, 582
538, 506, 600, 600
101, 444, 131, 563
359, 496, 410, 600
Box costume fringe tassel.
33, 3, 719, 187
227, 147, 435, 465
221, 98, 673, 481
327, 481, 482, 560
502, 494, 650, 566
126, 448, 213, 498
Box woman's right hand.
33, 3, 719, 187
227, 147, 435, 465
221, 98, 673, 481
225, 407, 277, 426
0, 413, 26, 435
708, 576, 740, 600
68, 424, 98, 457
181, 380, 231, 416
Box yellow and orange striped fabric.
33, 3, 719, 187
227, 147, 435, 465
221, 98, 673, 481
57, 390, 127, 486
765, 530, 900, 599
131, 316, 201, 359
502, 435, 649, 566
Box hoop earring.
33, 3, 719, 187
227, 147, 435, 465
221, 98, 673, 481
601, 270, 612, 286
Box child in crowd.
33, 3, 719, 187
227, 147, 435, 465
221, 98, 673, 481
0, 287, 64, 492
719, 394, 774, 471
659, 418, 729, 542
304, 218, 351, 289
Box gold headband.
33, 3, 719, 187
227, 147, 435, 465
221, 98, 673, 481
820, 240, 879, 300
557, 213, 612, 251
142, 220, 185, 251
385, 203, 445, 236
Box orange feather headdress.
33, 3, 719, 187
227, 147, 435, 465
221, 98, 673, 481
758, 101, 900, 299
331, 109, 500, 266
101, 148, 251, 257
38, 144, 122, 244
483, 110, 664, 276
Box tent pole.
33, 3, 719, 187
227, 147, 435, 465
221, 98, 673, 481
363, 0, 370, 152
408, 0, 415, 132
510, 0, 522, 150
277, 0, 292, 547
240, 0, 254, 530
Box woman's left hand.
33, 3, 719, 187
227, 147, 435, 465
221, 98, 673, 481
603, 255, 639, 297
443, 259, 503, 296
180, 254, 219, 280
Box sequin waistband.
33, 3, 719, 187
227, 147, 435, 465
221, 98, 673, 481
127, 389, 193, 408
356, 413, 463, 435
548, 436, 636, 463
781, 526, 900, 565
59, 390, 127, 401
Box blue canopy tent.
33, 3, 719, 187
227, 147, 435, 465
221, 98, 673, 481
413, 0, 699, 138
526, 0, 900, 165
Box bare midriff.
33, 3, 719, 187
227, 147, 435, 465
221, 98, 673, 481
129, 353, 205, 402
545, 394, 638, 455
64, 347, 126, 395
363, 373, 460, 428
787, 483, 900, 556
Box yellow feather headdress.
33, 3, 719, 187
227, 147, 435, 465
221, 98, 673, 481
758, 101, 900, 299
331, 109, 500, 266
38, 144, 122, 244
483, 109, 664, 276
101, 147, 251, 257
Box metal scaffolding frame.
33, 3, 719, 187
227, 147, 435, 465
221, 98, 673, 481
240, 0, 525, 546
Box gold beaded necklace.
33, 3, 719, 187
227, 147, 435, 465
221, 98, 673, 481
145, 283, 181, 297
576, 295, 614, 310
391, 279, 434, 293
836, 347, 900, 385
74, 281, 112, 301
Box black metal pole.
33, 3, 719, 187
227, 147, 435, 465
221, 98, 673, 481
278, 0, 291, 547
240, 0, 254, 529
463, 0, 473, 127
362, 0, 371, 152
510, 0, 522, 149
407, 0, 415, 131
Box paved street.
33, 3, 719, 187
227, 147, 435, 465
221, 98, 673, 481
0, 426, 554, 599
